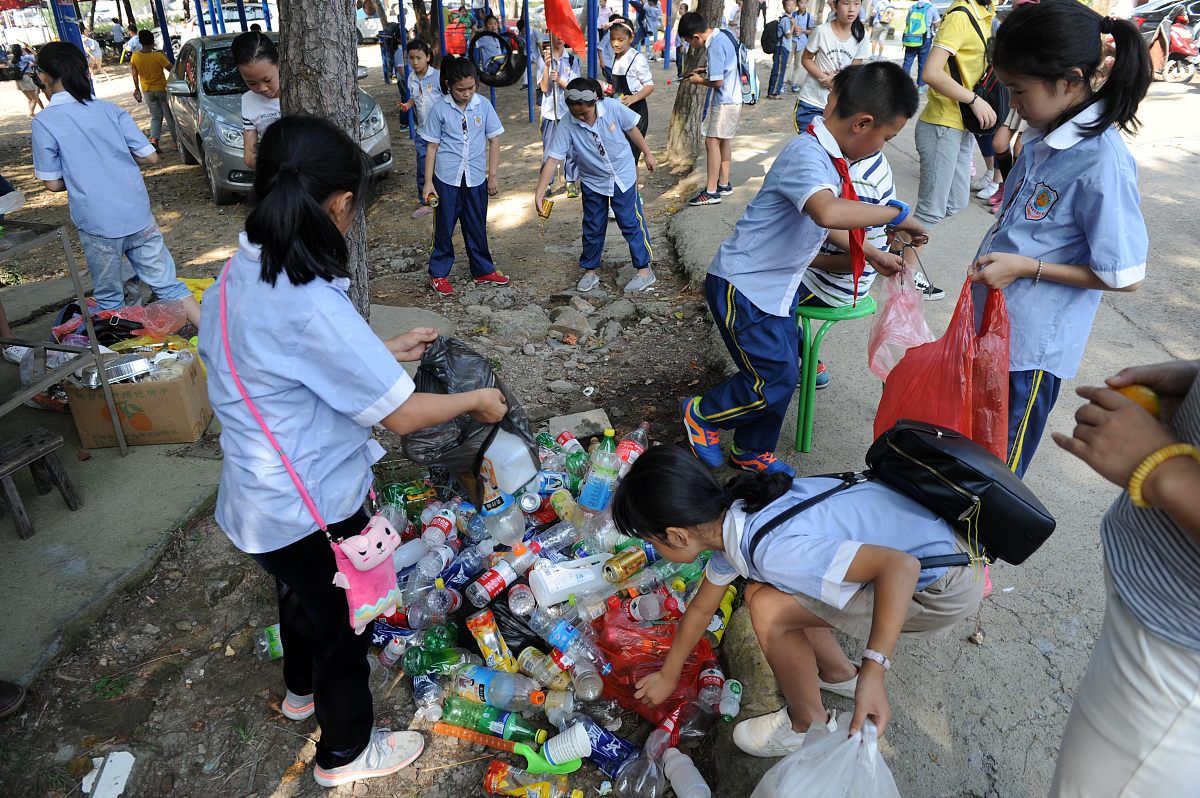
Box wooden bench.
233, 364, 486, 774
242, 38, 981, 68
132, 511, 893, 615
0, 428, 83, 540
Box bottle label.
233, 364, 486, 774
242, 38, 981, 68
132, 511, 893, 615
536, 471, 570, 494
454, 664, 499, 705
260, 623, 284, 660
467, 610, 518, 673
615, 439, 645, 463
548, 670, 573, 691
577, 717, 640, 777
428, 511, 455, 536
556, 431, 584, 453
699, 668, 725, 691
475, 561, 517, 601
546, 620, 578, 651
516, 647, 544, 678
539, 563, 599, 594
479, 705, 512, 737
550, 647, 574, 671
577, 477, 615, 512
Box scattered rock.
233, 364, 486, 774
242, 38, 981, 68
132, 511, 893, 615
464, 304, 492, 318
488, 293, 515, 310
597, 298, 637, 323
389, 256, 420, 273
549, 307, 594, 338
569, 296, 595, 314
634, 299, 670, 317
523, 344, 536, 356
547, 380, 576, 394
567, 400, 597, 414
494, 344, 515, 355
969, 630, 985, 645
142, 624, 160, 635
490, 307, 552, 341
167, 571, 183, 580
53, 744, 77, 764
547, 409, 612, 438
65, 756, 94, 780
174, 621, 192, 631
462, 289, 486, 305
638, 317, 653, 326
526, 405, 557, 424
600, 320, 623, 341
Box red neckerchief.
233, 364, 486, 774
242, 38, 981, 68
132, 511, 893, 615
808, 123, 866, 305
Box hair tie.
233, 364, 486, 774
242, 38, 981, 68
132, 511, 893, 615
1099, 16, 1114, 34
565, 88, 599, 102
278, 162, 299, 173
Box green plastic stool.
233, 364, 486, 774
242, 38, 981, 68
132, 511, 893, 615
794, 296, 877, 453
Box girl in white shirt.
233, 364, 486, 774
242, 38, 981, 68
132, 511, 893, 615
795, 0, 868, 131
609, 19, 655, 164
233, 31, 282, 169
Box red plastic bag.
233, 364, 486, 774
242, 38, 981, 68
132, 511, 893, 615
596, 608, 713, 725
866, 266, 937, 381
874, 281, 1010, 460
50, 299, 187, 343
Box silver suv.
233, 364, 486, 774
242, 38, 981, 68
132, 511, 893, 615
166, 32, 391, 205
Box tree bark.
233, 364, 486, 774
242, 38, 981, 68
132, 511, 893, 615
277, 0, 372, 320
412, 0, 442, 66
122, 0, 135, 26
738, 0, 757, 48
664, 0, 725, 164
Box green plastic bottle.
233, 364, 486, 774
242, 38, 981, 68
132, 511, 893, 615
402, 646, 476, 676
598, 429, 617, 453
441, 695, 548, 745
422, 622, 458, 653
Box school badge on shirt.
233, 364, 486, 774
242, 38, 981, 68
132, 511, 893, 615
473, 114, 483, 127
1025, 182, 1058, 221
609, 122, 617, 132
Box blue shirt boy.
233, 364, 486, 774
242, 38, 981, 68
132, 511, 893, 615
420, 92, 505, 188
706, 29, 740, 105
546, 98, 640, 196
708, 117, 844, 316
971, 103, 1147, 380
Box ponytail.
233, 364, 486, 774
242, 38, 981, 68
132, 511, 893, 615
992, 0, 1151, 136
244, 115, 370, 287
36, 42, 92, 104
851, 16, 865, 43
610, 445, 792, 544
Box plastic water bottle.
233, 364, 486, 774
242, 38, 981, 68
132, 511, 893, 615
615, 422, 650, 476
252, 624, 284, 662
697, 666, 724, 708
551, 648, 604, 701
529, 607, 611, 674
554, 712, 640, 778
612, 593, 678, 623
393, 538, 429, 572
419, 501, 444, 529
536, 521, 579, 552
418, 545, 455, 578
454, 665, 546, 711
507, 583, 537, 616
661, 748, 711, 798
482, 492, 526, 547
467, 559, 519, 608
403, 645, 481, 676
465, 512, 490, 542
719, 679, 743, 722
614, 749, 665, 798
379, 636, 407, 667
412, 673, 444, 721
578, 449, 621, 514
406, 587, 456, 629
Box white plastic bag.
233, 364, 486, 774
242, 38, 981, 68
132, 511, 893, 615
866, 266, 937, 382
749, 715, 901, 798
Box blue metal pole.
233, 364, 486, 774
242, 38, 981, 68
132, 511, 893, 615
587, 0, 598, 78
194, 0, 207, 35
398, 0, 415, 139
623, 0, 629, 21
235, 0, 248, 31
207, 0, 220, 34
664, 0, 671, 69
154, 0, 175, 64
524, 0, 534, 122
262, 0, 272, 30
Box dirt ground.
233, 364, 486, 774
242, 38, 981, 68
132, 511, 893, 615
0, 44, 803, 798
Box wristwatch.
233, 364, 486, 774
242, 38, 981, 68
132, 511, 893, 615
860, 648, 892, 671
885, 198, 910, 226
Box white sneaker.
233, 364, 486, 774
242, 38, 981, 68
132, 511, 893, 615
577, 270, 600, 292
969, 176, 988, 193
623, 270, 656, 294
817, 667, 858, 699
313, 728, 424, 787
733, 706, 836, 757
0, 190, 26, 215
3, 345, 30, 364
975, 181, 1000, 200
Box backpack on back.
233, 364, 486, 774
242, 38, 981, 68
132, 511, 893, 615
718, 28, 758, 105
761, 18, 780, 52
902, 2, 930, 46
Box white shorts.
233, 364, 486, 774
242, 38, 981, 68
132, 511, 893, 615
704, 102, 741, 139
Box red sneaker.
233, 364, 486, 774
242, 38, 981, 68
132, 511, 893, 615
474, 271, 511, 286
987, 185, 1004, 206
430, 277, 455, 294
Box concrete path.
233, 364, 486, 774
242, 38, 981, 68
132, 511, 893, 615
667, 80, 1200, 797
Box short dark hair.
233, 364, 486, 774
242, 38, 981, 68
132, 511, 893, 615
138, 29, 153, 47
677, 11, 708, 39
232, 30, 277, 66
406, 37, 433, 57
484, 13, 499, 24
564, 76, 603, 106
246, 115, 371, 287
36, 42, 92, 104
439, 54, 477, 93
609, 16, 636, 39
829, 61, 918, 125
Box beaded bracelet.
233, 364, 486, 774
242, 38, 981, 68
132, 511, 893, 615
1034, 259, 1043, 286
1127, 443, 1200, 508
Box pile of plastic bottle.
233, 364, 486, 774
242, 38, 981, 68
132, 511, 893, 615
260, 422, 744, 798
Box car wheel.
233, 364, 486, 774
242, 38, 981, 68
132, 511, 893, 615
375, 170, 391, 181
357, 28, 364, 45
179, 135, 199, 165
202, 148, 240, 206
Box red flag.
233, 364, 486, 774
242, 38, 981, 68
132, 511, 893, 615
544, 0, 588, 56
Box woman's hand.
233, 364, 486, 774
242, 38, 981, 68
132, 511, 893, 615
388, 327, 438, 362
1052, 385, 1181, 489
468, 388, 508, 423
848, 663, 891, 737
970, 252, 1034, 290
634, 668, 680, 707
818, 71, 835, 89
1105, 360, 1200, 424
970, 97, 997, 131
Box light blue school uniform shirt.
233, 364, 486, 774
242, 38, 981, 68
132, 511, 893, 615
538, 51, 580, 121
476, 34, 504, 66
406, 66, 441, 131
31, 92, 157, 239
706, 29, 740, 105
791, 11, 814, 51
419, 92, 505, 188
198, 233, 415, 554
708, 117, 843, 316
777, 13, 795, 50
705, 478, 956, 607
547, 98, 640, 196
971, 102, 1147, 380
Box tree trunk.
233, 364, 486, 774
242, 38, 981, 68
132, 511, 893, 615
665, 0, 725, 164
89, 0, 98, 30
122, 0, 135, 26
277, 0, 372, 320
412, 0, 442, 66
738, 0, 756, 48
1091, 0, 1112, 16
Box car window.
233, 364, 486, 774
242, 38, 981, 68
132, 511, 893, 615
201, 47, 246, 95
184, 46, 198, 90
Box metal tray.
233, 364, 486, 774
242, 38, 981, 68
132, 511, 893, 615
80, 354, 152, 389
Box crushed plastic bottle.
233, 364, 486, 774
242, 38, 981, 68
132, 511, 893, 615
507, 583, 537, 616
517, 647, 573, 691
610, 593, 679, 623
403, 646, 481, 676
554, 711, 640, 778
613, 749, 665, 798
466, 609, 519, 672
719, 680, 743, 722
482, 487, 527, 546
412, 673, 445, 721
454, 664, 546, 711
697, 665, 724, 708
252, 624, 284, 662
406, 586, 458, 629
529, 607, 611, 675
551, 648, 604, 701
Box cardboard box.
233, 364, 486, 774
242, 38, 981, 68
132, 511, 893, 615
65, 354, 213, 448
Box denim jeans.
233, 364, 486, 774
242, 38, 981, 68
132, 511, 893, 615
76, 219, 189, 310
143, 90, 177, 144
902, 39, 933, 86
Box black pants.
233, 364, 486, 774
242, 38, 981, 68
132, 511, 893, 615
252, 510, 372, 769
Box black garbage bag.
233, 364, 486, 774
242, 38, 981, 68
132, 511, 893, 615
492, 583, 541, 654
401, 336, 538, 510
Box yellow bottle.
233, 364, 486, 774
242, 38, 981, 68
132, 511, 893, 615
703, 585, 738, 647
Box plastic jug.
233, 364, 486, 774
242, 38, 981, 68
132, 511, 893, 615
482, 428, 539, 495
529, 553, 614, 607
662, 748, 710, 798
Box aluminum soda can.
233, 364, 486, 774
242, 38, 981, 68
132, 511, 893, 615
538, 197, 554, 219
603, 547, 647, 584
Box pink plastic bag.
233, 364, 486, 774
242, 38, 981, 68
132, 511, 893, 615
50, 299, 187, 343
866, 267, 937, 381
874, 280, 1011, 460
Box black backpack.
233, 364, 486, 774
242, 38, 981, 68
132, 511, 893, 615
943, 5, 1008, 136
761, 18, 780, 52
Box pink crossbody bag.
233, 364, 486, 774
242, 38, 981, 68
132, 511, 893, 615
218, 261, 401, 633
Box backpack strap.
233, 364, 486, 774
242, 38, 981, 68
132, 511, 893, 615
943, 6, 987, 93
746, 471, 975, 571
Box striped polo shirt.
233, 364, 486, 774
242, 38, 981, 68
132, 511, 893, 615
1102, 376, 1200, 652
